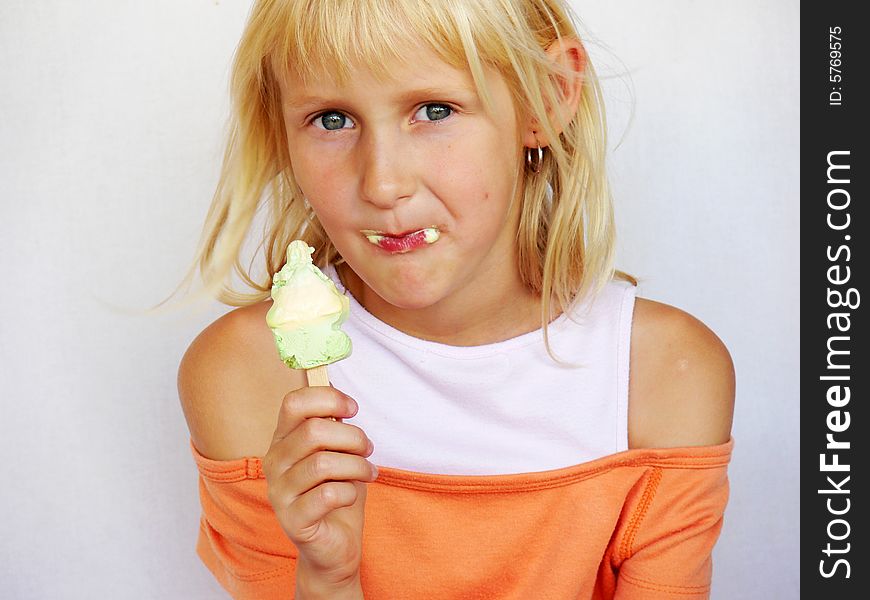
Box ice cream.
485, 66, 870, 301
266, 241, 352, 371
360, 226, 440, 254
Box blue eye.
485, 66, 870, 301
415, 103, 452, 122
314, 111, 354, 131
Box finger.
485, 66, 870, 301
267, 418, 374, 475
266, 451, 375, 525
289, 450, 378, 497
272, 386, 359, 444
283, 481, 361, 540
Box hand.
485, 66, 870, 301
263, 386, 377, 589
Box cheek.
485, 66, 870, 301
292, 150, 336, 194
290, 153, 353, 219
436, 141, 518, 224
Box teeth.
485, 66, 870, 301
361, 227, 440, 245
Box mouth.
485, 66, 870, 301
360, 226, 441, 254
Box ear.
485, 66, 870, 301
521, 37, 586, 149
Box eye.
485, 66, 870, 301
413, 103, 453, 123
312, 111, 355, 131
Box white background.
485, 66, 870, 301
0, 1, 799, 598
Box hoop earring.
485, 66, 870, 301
526, 145, 544, 174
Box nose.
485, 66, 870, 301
358, 130, 415, 209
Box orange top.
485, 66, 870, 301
191, 437, 733, 599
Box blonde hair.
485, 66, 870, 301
163, 0, 636, 362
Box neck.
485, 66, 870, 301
338, 257, 554, 347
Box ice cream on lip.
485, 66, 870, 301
265, 240, 352, 370
361, 226, 441, 254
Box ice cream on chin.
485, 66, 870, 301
265, 240, 352, 370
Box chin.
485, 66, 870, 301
338, 234, 465, 305
379, 288, 446, 311
357, 261, 451, 309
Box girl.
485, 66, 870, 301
176, 0, 735, 598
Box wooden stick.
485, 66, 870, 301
306, 365, 330, 387
305, 365, 339, 421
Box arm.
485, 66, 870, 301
618, 299, 736, 598
178, 303, 303, 460
295, 567, 364, 600
179, 304, 368, 599
613, 461, 731, 599
628, 298, 735, 449
178, 305, 303, 598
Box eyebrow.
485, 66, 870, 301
286, 86, 477, 109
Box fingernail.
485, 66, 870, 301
371, 463, 379, 478
349, 399, 359, 416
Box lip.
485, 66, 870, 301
360, 227, 441, 254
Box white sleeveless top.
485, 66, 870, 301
324, 264, 637, 476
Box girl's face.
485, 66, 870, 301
279, 45, 528, 315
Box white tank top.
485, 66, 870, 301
324, 263, 637, 476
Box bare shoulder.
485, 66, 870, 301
627, 296, 735, 449
177, 300, 304, 460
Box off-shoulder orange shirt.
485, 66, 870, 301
191, 437, 732, 599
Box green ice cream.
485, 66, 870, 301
265, 241, 352, 369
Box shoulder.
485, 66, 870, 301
177, 301, 304, 460
627, 296, 735, 449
